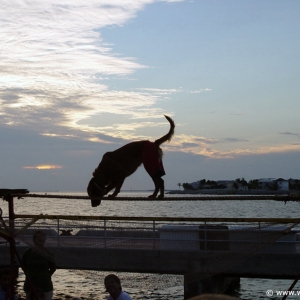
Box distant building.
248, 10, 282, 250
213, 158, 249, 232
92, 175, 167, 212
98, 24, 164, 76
216, 180, 236, 190
275, 178, 289, 191
258, 178, 289, 191
258, 178, 276, 190
237, 184, 248, 191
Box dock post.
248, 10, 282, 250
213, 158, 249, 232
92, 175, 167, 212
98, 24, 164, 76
8, 194, 16, 300
184, 273, 240, 299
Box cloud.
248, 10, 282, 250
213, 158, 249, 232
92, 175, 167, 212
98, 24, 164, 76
223, 138, 249, 143
0, 1, 237, 161
1, 0, 178, 141
1, 0, 297, 163
229, 113, 247, 116
167, 134, 300, 159
135, 88, 180, 93
280, 132, 300, 138
189, 88, 212, 93
135, 87, 212, 96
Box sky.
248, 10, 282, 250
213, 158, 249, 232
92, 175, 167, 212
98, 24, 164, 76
1, 0, 300, 192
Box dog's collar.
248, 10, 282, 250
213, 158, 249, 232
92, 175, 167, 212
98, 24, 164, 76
92, 177, 106, 191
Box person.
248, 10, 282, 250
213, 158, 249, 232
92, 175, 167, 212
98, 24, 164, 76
22, 230, 56, 300
28, 287, 44, 300
104, 274, 132, 300
0, 269, 17, 300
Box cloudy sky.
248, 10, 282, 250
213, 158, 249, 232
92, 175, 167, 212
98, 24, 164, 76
1, 0, 300, 192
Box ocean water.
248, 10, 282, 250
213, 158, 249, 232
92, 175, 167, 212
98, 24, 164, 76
1, 191, 300, 299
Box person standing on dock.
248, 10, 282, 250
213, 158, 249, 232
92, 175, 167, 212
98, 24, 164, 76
22, 230, 56, 300
104, 274, 132, 300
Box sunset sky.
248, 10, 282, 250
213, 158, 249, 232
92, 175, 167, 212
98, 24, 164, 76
1, 0, 300, 192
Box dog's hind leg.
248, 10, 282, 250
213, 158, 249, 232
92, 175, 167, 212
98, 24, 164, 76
157, 177, 165, 199
148, 176, 164, 199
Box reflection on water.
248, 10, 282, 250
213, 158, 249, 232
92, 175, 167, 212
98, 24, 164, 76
16, 269, 183, 300
2, 191, 300, 299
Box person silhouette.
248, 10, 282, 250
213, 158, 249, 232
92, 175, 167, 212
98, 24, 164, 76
104, 274, 132, 300
22, 231, 56, 300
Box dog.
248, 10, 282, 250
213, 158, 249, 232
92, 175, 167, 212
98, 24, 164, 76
87, 115, 175, 207
59, 229, 73, 236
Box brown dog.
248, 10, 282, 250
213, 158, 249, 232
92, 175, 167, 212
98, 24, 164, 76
87, 115, 175, 207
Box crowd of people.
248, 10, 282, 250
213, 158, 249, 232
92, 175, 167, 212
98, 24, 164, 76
0, 230, 238, 300
1, 230, 134, 300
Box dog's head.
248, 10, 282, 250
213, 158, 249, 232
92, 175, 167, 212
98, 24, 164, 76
87, 177, 106, 207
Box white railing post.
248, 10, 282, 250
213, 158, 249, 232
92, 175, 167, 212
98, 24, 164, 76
153, 220, 156, 250
104, 220, 107, 249
57, 219, 60, 246
204, 221, 207, 250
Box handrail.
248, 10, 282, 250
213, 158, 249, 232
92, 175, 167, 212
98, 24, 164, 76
13, 214, 300, 223
8, 193, 300, 201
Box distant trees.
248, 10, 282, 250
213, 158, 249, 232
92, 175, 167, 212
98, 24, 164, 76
182, 179, 226, 191
180, 178, 300, 191
235, 177, 248, 186
199, 179, 206, 187
289, 179, 300, 190
182, 183, 194, 190
233, 182, 238, 189
198, 179, 218, 189
248, 179, 259, 189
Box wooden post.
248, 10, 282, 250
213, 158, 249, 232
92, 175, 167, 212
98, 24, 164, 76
8, 194, 16, 300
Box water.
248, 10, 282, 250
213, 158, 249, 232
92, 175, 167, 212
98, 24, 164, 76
1, 191, 300, 299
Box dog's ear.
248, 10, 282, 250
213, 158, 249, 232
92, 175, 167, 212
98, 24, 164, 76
87, 178, 102, 207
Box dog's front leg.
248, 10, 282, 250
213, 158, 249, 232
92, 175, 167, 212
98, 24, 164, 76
106, 179, 125, 199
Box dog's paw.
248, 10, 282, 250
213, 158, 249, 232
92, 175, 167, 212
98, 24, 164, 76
157, 195, 164, 199
147, 194, 156, 199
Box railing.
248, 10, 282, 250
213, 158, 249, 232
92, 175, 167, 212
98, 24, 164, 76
0, 215, 298, 253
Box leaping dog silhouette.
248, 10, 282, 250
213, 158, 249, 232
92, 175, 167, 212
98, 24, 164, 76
87, 115, 175, 207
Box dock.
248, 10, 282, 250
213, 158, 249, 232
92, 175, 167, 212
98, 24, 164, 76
1, 192, 300, 299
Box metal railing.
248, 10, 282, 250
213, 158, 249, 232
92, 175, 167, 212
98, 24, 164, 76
0, 215, 297, 253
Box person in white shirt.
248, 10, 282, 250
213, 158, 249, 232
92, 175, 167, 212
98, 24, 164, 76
104, 274, 132, 300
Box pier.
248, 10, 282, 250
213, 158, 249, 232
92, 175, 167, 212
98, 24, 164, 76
1, 192, 300, 299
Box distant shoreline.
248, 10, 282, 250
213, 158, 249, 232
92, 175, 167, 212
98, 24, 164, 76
166, 189, 293, 195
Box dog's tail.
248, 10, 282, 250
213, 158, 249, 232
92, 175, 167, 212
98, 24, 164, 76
154, 115, 175, 146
